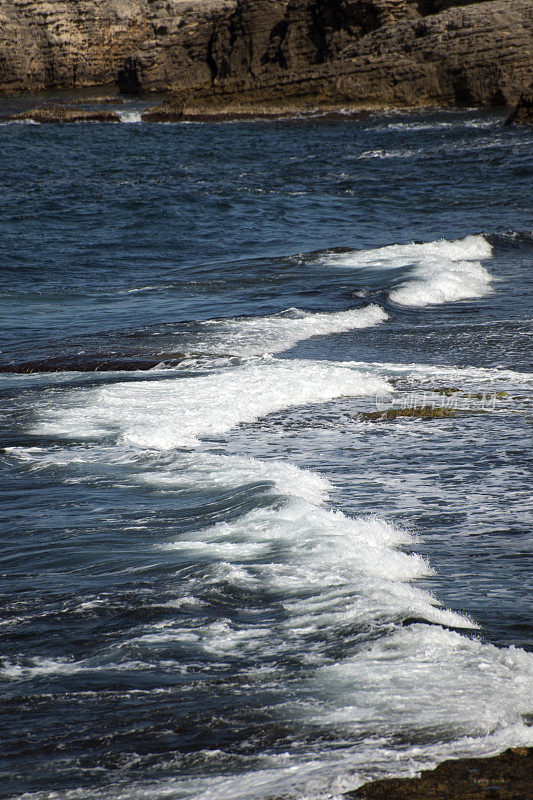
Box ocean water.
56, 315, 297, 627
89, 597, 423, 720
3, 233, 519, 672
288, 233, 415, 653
0, 104, 532, 800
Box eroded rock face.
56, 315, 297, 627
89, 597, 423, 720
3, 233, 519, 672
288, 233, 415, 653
335, 0, 533, 108
118, 0, 238, 95
0, 0, 150, 93
505, 81, 533, 124
122, 0, 425, 95
0, 0, 532, 112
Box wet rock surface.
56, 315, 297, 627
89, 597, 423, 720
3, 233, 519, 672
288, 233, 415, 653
141, 96, 184, 122
344, 747, 533, 800
360, 406, 456, 421
2, 104, 120, 123
505, 82, 533, 125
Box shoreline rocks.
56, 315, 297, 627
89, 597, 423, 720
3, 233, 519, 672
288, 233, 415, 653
505, 82, 533, 125
2, 105, 120, 123
359, 406, 456, 421
344, 747, 533, 800
141, 97, 184, 122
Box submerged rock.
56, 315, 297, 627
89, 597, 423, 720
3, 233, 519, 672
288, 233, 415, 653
430, 388, 510, 399
0, 351, 232, 373
360, 406, 455, 421
4, 105, 120, 123
433, 386, 460, 396
345, 746, 533, 799
0, 355, 162, 373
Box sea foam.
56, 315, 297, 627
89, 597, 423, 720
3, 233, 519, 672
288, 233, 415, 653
139, 452, 332, 506
116, 109, 143, 124
194, 303, 387, 358
34, 359, 391, 449
325, 235, 493, 307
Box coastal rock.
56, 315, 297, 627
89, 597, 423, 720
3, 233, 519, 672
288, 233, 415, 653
141, 96, 184, 122
345, 746, 533, 800
505, 82, 533, 124
0, 1, 532, 112
118, 0, 533, 113
359, 406, 455, 421
70, 96, 124, 104
3, 105, 120, 123
0, 1, 150, 93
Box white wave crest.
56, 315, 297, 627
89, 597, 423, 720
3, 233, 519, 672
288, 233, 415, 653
326, 235, 493, 308
117, 109, 143, 124
4, 445, 332, 506
315, 625, 533, 740
196, 303, 387, 358
389, 257, 492, 307
140, 452, 332, 506
157, 500, 451, 616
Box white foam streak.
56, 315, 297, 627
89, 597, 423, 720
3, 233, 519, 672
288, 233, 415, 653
339, 360, 532, 388
325, 235, 493, 308
34, 359, 392, 449
117, 109, 143, 123
141, 452, 332, 506
198, 303, 387, 357
354, 148, 416, 160
160, 499, 472, 634
315, 626, 533, 738
0, 656, 156, 680
389, 258, 492, 307
5, 445, 332, 506
3, 118, 39, 125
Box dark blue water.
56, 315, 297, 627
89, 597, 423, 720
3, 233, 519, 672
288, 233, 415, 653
0, 105, 532, 800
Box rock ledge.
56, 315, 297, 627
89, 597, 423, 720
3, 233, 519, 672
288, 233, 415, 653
345, 747, 533, 800
3, 105, 120, 123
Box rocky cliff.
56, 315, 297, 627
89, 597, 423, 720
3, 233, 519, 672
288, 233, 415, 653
0, 0, 531, 111
0, 1, 150, 92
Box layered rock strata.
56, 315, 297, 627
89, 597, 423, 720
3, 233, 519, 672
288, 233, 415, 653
0, 0, 532, 111
0, 1, 149, 93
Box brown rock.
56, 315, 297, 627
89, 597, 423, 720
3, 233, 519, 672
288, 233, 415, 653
360, 406, 455, 421
121, 0, 239, 95
505, 81, 533, 124
0, 1, 150, 94
70, 96, 124, 104
345, 747, 533, 800
3, 105, 120, 123
118, 0, 532, 112
141, 96, 184, 122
